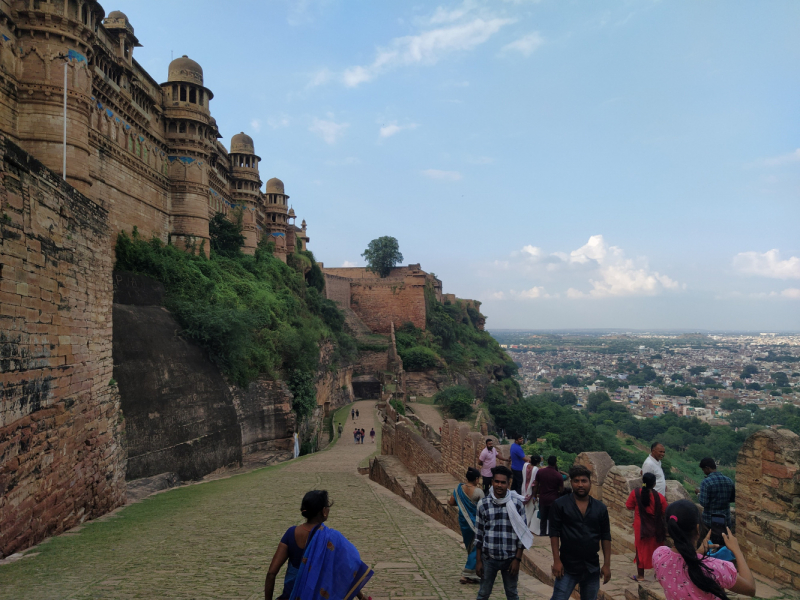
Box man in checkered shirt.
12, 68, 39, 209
475, 465, 526, 600
696, 457, 735, 533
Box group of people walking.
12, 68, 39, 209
351, 428, 375, 444
446, 436, 753, 600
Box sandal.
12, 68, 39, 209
629, 575, 639, 582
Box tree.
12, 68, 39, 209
741, 365, 758, 379
729, 410, 752, 429
209, 211, 245, 258
746, 382, 761, 391
689, 398, 706, 408
772, 372, 790, 387
720, 398, 741, 412
732, 381, 744, 389
557, 391, 578, 406
689, 366, 706, 376
670, 373, 684, 382
434, 386, 473, 420
587, 391, 611, 413
362, 236, 403, 277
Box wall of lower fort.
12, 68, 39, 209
0, 136, 125, 557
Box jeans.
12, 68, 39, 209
550, 570, 601, 600
539, 504, 552, 536
483, 476, 494, 494
477, 556, 519, 600
511, 469, 523, 494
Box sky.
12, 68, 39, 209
113, 0, 799, 331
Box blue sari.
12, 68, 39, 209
288, 524, 373, 600
454, 483, 480, 581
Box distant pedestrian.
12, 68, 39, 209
532, 456, 563, 537
521, 455, 540, 535
509, 434, 530, 495
642, 442, 666, 496
360, 428, 366, 444
337, 423, 343, 439
356, 409, 360, 419
695, 457, 735, 544
478, 439, 499, 494
351, 409, 355, 421
354, 429, 359, 444
625, 472, 667, 581
370, 428, 376, 443
475, 465, 533, 600
549, 465, 612, 600
654, 500, 755, 600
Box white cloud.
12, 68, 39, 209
307, 68, 334, 88
421, 169, 462, 181
309, 117, 349, 144
758, 149, 800, 167
488, 291, 506, 300
517, 286, 547, 299
250, 119, 261, 132
782, 288, 800, 299
733, 250, 800, 279
267, 115, 291, 129
501, 32, 544, 57
379, 122, 419, 138
342, 260, 358, 268
503, 235, 681, 298
342, 16, 514, 87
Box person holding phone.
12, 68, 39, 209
653, 499, 755, 599
695, 458, 735, 544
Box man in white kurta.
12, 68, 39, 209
642, 442, 666, 496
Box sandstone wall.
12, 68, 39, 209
355, 350, 389, 376
323, 273, 351, 307
0, 137, 125, 558
230, 378, 295, 455
736, 428, 800, 587
350, 279, 426, 334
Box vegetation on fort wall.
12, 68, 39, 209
395, 286, 519, 401
433, 385, 474, 420
114, 226, 356, 418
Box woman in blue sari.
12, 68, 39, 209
265, 490, 373, 600
447, 467, 485, 584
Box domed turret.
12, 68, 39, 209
230, 132, 255, 154
107, 10, 128, 20
168, 55, 203, 85
266, 177, 284, 194
288, 207, 296, 217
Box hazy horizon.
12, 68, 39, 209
111, 0, 799, 330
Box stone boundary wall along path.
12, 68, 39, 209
0, 136, 126, 558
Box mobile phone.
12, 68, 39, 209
710, 515, 726, 545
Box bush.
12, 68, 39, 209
434, 386, 474, 420
400, 346, 440, 371
390, 399, 406, 416
114, 231, 356, 399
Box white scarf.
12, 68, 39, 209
490, 488, 534, 549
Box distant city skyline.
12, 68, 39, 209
114, 0, 799, 330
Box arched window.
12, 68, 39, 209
168, 122, 177, 133
178, 122, 186, 133
180, 86, 186, 102
172, 85, 178, 100
189, 88, 196, 103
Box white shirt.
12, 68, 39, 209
642, 455, 666, 496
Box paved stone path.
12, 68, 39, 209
0, 401, 553, 600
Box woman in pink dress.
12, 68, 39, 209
625, 472, 667, 580
653, 499, 756, 600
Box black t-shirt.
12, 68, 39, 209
549, 495, 612, 575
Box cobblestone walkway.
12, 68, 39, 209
0, 401, 553, 600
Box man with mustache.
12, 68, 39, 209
548, 465, 612, 600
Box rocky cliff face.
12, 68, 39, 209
404, 367, 494, 399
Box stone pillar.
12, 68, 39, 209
735, 429, 800, 587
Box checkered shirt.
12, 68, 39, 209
698, 471, 735, 526
475, 495, 526, 560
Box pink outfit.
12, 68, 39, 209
478, 448, 497, 478
652, 546, 738, 600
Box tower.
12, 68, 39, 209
261, 177, 290, 260
14, 0, 106, 195
229, 132, 261, 254
160, 55, 215, 254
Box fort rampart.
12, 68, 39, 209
0, 135, 125, 557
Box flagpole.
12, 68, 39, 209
62, 59, 67, 180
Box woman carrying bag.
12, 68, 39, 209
625, 472, 667, 581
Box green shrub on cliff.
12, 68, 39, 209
434, 385, 474, 420
114, 230, 356, 391
399, 346, 440, 371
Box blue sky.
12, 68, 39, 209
115, 0, 799, 331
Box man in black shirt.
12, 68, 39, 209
548, 465, 611, 600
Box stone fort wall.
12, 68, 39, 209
0, 136, 125, 557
